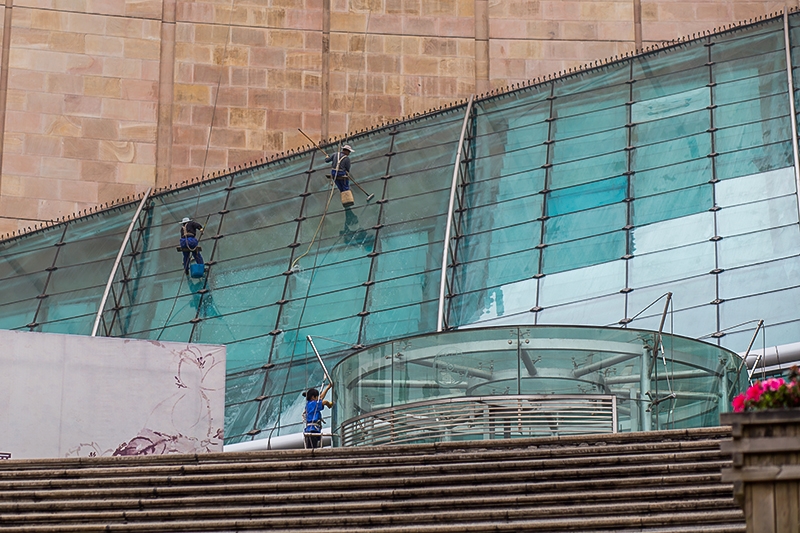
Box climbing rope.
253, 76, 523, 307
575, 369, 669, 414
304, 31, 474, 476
290, 181, 336, 271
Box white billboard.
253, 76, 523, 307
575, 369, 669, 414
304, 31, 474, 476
0, 330, 226, 459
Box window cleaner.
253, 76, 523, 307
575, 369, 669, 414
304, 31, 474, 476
178, 217, 205, 277
326, 145, 355, 207
298, 129, 375, 205
303, 383, 334, 449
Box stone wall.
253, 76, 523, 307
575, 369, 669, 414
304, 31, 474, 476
0, 0, 789, 236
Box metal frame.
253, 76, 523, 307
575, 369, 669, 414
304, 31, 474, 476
437, 94, 475, 332
783, 10, 800, 217
91, 188, 152, 337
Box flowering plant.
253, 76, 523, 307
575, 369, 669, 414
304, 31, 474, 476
732, 365, 800, 412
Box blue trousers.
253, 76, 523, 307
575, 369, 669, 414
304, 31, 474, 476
180, 237, 204, 271
332, 175, 350, 192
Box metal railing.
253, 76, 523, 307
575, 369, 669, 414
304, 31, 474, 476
338, 394, 617, 447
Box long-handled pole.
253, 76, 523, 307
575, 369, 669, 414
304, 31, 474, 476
298, 128, 375, 201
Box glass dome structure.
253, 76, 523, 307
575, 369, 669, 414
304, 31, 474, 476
1, 14, 799, 445
332, 326, 747, 446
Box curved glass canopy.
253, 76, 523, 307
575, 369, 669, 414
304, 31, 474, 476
331, 326, 747, 446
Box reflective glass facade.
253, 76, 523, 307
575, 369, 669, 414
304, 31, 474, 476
2, 15, 800, 444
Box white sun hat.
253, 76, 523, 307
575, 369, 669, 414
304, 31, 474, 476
181, 217, 191, 224
342, 144, 354, 153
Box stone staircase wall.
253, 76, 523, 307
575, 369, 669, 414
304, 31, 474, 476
0, 427, 743, 532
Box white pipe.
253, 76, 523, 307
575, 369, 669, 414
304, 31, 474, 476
783, 10, 800, 218
437, 95, 475, 332
743, 341, 800, 375
91, 188, 152, 337
223, 431, 332, 452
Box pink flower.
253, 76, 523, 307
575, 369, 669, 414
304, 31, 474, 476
745, 382, 764, 402
764, 378, 785, 392
732, 394, 746, 413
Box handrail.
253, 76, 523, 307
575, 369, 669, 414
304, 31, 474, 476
437, 95, 475, 332
338, 394, 618, 447
91, 188, 152, 337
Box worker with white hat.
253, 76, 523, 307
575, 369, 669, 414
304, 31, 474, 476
179, 217, 204, 274
325, 144, 355, 207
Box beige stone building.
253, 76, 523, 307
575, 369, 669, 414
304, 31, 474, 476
0, 0, 790, 235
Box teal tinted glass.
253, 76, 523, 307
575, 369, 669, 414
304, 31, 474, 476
1, 14, 798, 442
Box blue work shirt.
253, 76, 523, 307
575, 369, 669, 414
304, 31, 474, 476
325, 152, 351, 178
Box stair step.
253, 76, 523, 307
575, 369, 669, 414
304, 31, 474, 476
0, 427, 740, 533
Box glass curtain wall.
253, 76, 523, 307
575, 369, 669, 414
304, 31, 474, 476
1, 14, 799, 443
451, 16, 800, 355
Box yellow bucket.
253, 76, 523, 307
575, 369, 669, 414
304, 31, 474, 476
340, 190, 355, 207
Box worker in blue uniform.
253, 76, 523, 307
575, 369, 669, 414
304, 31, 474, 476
303, 384, 334, 449
179, 217, 204, 274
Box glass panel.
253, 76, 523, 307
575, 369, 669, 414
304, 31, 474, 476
549, 152, 627, 190
720, 287, 800, 335
714, 72, 786, 106
551, 129, 627, 164
633, 184, 712, 226
714, 50, 786, 84
539, 261, 625, 307
629, 241, 716, 287
0, 272, 48, 306
712, 25, 783, 61
0, 300, 36, 330
715, 116, 791, 154
363, 300, 438, 344
453, 277, 539, 326
632, 87, 710, 123
632, 157, 711, 198
547, 175, 627, 216
632, 133, 710, 171
719, 255, 800, 301
627, 275, 717, 316
454, 250, 539, 294
631, 211, 714, 255
633, 108, 709, 146
717, 195, 798, 237
716, 166, 796, 206
714, 141, 793, 181
554, 106, 626, 137
473, 144, 548, 179
718, 225, 800, 270
633, 41, 707, 80
545, 203, 627, 245
459, 220, 541, 263
715, 94, 789, 128
537, 293, 625, 325
225, 337, 274, 373
466, 169, 546, 208
542, 232, 626, 275
461, 194, 543, 234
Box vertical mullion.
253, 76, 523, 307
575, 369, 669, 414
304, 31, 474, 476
250, 155, 319, 438
357, 130, 396, 346
706, 38, 723, 344
266, 156, 319, 363
533, 83, 556, 324
623, 60, 635, 325
783, 10, 800, 218
27, 225, 68, 330
188, 174, 237, 343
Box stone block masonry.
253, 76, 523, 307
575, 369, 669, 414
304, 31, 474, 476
0, 0, 788, 235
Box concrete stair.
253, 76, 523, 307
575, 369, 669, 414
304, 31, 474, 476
0, 427, 742, 532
